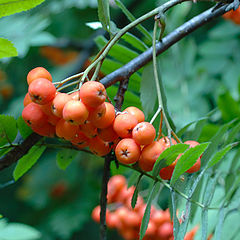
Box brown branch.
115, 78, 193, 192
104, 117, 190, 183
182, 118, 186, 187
0, 132, 42, 171
0, 2, 234, 172
100, 3, 232, 87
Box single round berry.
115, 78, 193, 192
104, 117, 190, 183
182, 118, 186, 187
23, 93, 32, 107
51, 92, 72, 117
63, 100, 89, 125
113, 113, 138, 138
71, 130, 90, 149
132, 122, 156, 145
31, 122, 55, 137
55, 119, 79, 141
28, 78, 56, 105
89, 136, 111, 156
115, 138, 141, 164
124, 106, 145, 123
91, 102, 115, 129
97, 125, 118, 142
139, 141, 165, 172
27, 67, 52, 85
22, 102, 48, 128
80, 81, 106, 108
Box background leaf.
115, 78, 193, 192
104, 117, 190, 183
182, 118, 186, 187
13, 145, 46, 181
97, 0, 110, 32
56, 149, 78, 170
0, 0, 45, 18
0, 38, 17, 58
0, 114, 17, 146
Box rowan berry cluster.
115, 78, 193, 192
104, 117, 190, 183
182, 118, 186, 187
92, 175, 198, 240
223, 7, 240, 24
22, 67, 201, 179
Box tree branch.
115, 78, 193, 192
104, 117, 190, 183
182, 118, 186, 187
100, 3, 231, 87
0, 2, 233, 172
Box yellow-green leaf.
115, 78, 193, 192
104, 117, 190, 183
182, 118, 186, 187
0, 38, 17, 58
0, 0, 45, 18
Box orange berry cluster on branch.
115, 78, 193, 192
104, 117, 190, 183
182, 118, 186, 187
22, 67, 201, 178
92, 175, 198, 240
223, 7, 240, 24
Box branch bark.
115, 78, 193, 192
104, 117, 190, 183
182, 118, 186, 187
100, 3, 231, 87
0, 2, 233, 172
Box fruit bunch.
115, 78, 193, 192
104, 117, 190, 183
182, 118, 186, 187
223, 7, 240, 24
92, 175, 199, 240
22, 67, 201, 179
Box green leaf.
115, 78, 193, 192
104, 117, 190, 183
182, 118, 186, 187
170, 143, 210, 186
201, 209, 208, 240
56, 149, 78, 170
175, 201, 192, 240
0, 222, 41, 240
0, 115, 17, 146
170, 190, 180, 238
201, 122, 231, 167
95, 36, 139, 64
217, 91, 240, 122
0, 38, 17, 58
121, 32, 148, 52
213, 207, 225, 240
0, 0, 45, 18
131, 173, 143, 209
140, 63, 157, 117
224, 175, 240, 204
152, 144, 189, 177
97, 0, 110, 32
13, 145, 46, 181
207, 144, 233, 169
114, 0, 152, 44
191, 118, 208, 141
225, 121, 240, 146
139, 181, 160, 240
17, 116, 32, 139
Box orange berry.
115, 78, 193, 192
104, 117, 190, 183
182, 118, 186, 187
132, 122, 156, 145
91, 205, 101, 223
97, 125, 118, 142
29, 78, 56, 105
159, 162, 176, 180
80, 120, 97, 138
31, 122, 55, 137
62, 100, 89, 125
124, 106, 145, 123
157, 222, 173, 239
40, 102, 53, 116
106, 212, 119, 229
107, 175, 126, 203
89, 136, 111, 156
23, 93, 32, 107
158, 137, 177, 149
27, 67, 52, 85
55, 119, 79, 141
80, 81, 106, 108
70, 91, 80, 101
0, 84, 13, 99
51, 93, 72, 117
113, 113, 138, 138
139, 141, 165, 172
22, 102, 48, 128
47, 114, 60, 126
115, 138, 141, 164
184, 140, 201, 173
88, 102, 106, 123
71, 130, 89, 149
145, 220, 157, 237
91, 102, 115, 129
